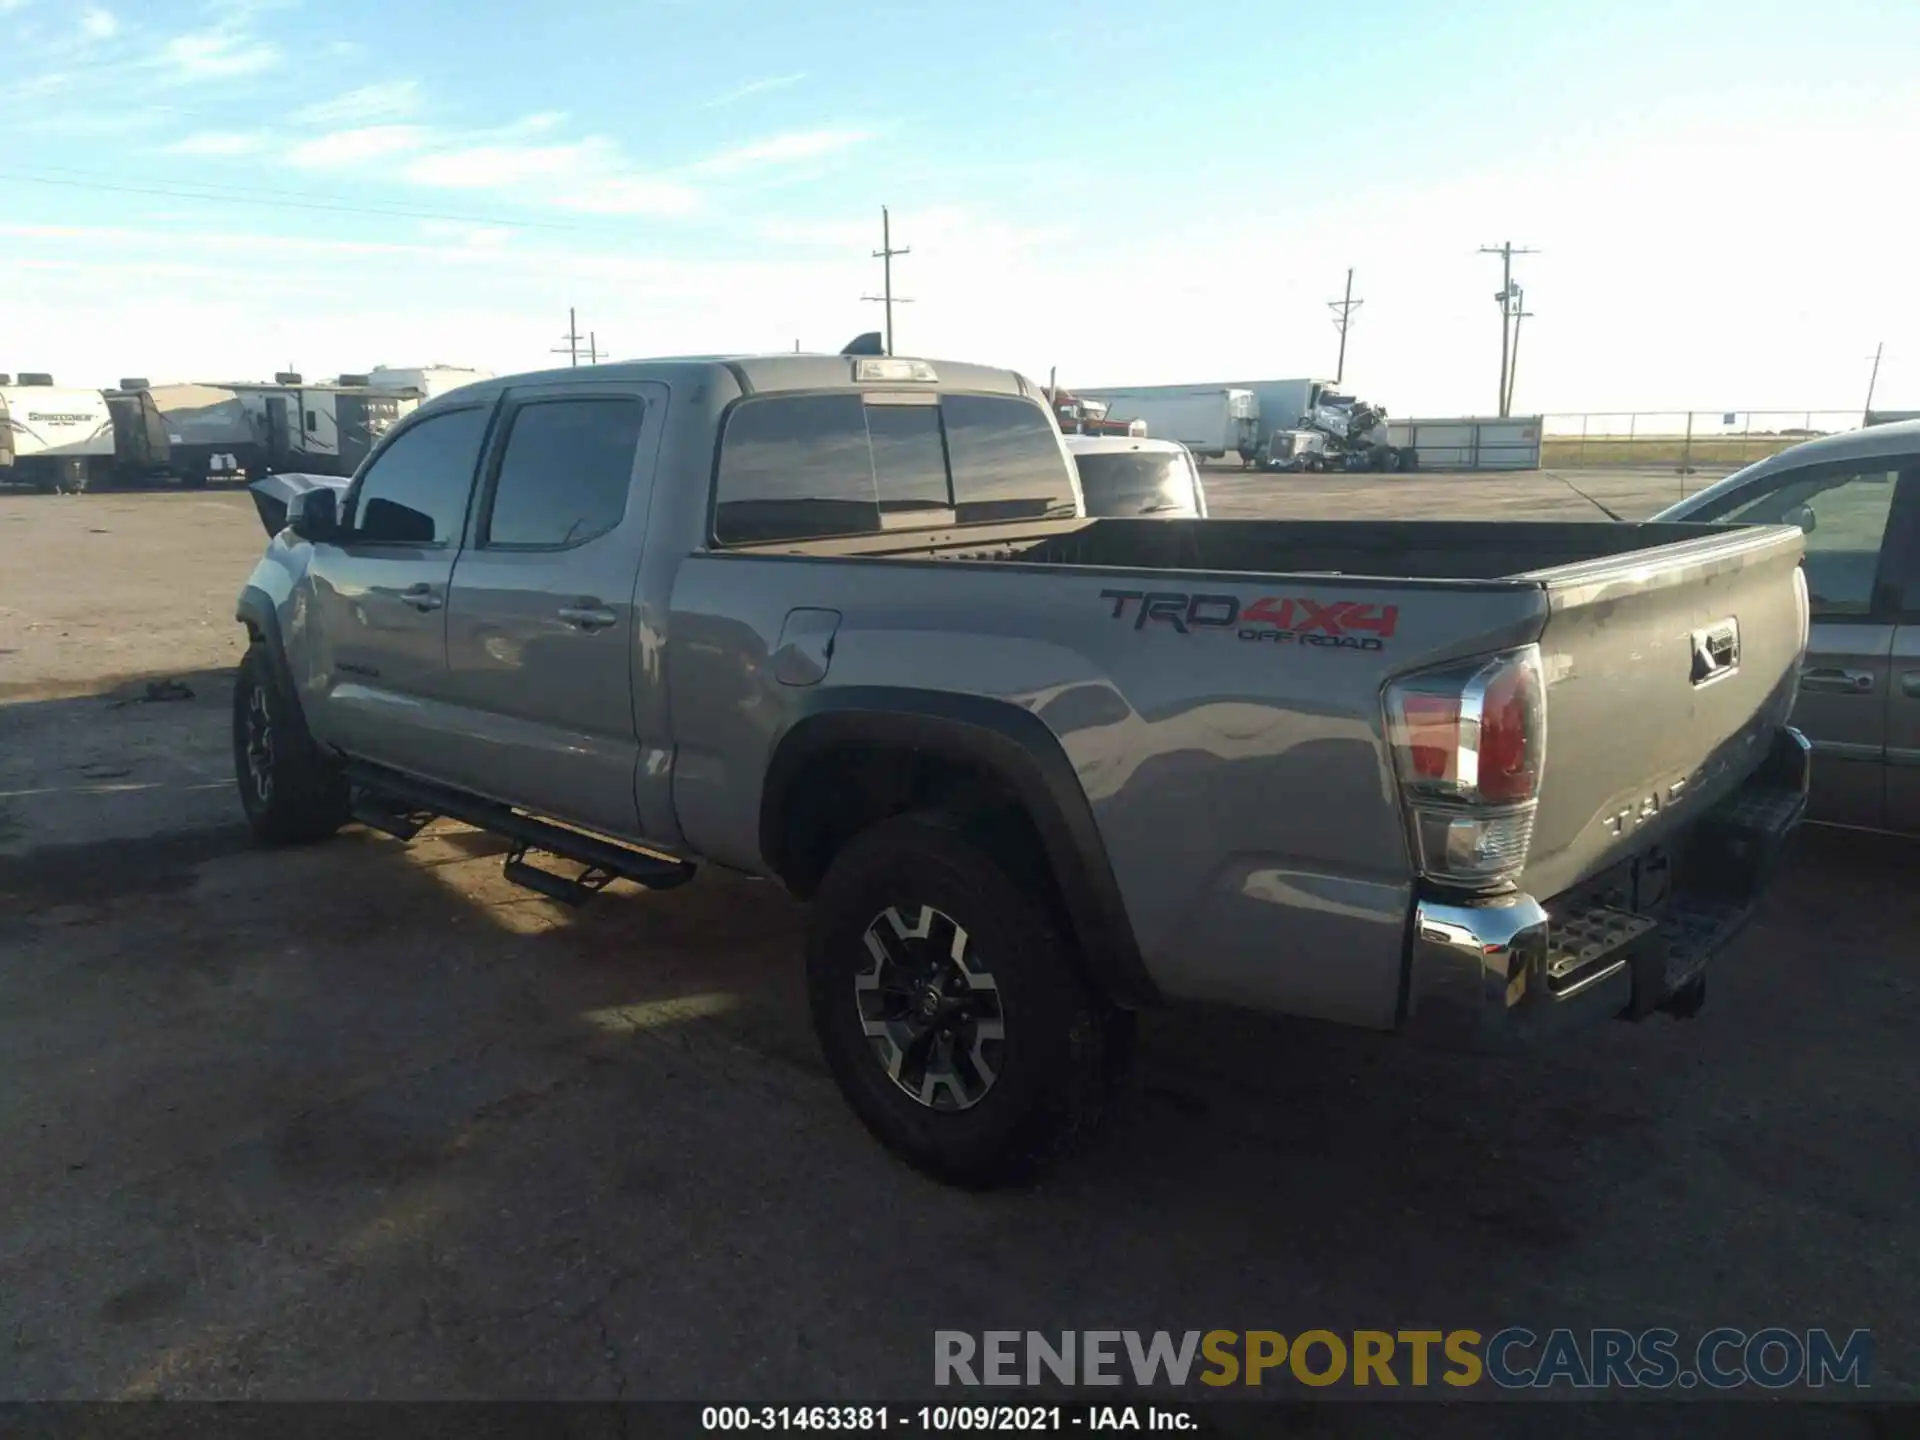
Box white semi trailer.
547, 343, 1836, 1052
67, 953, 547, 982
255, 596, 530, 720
1080, 376, 1418, 472
1073, 387, 1262, 464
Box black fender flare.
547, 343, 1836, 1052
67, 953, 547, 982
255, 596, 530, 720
235, 584, 311, 732
760, 687, 1162, 1009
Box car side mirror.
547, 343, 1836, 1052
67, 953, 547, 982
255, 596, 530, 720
287, 486, 339, 542
1782, 503, 1816, 534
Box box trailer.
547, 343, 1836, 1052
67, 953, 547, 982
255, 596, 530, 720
1076, 387, 1262, 463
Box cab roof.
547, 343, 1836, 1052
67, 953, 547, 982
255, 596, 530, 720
1063, 434, 1193, 456
433, 353, 1038, 404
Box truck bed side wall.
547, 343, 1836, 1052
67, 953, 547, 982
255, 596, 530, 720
667, 551, 1548, 1028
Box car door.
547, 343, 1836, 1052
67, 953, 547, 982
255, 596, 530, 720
1881, 482, 1920, 833
303, 402, 495, 779
1685, 457, 1914, 831
438, 382, 664, 840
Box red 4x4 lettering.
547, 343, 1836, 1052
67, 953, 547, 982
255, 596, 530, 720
1242, 597, 1400, 639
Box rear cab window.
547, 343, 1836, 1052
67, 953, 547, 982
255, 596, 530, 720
711, 388, 1074, 547
1073, 449, 1203, 517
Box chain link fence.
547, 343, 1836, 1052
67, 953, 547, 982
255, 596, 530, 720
1540, 411, 1865, 469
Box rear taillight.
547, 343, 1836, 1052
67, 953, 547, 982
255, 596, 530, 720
1385, 646, 1547, 890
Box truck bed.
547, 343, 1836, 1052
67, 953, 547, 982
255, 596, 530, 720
1010, 517, 1741, 581
686, 514, 1804, 1024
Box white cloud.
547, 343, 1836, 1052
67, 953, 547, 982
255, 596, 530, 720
699, 73, 807, 109
289, 125, 429, 169
166, 130, 272, 156
402, 139, 607, 190
81, 5, 116, 39
401, 137, 700, 217
690, 128, 873, 176
559, 177, 701, 218
157, 30, 279, 80
294, 80, 421, 127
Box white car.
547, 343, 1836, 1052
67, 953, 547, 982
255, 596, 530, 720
1064, 435, 1208, 518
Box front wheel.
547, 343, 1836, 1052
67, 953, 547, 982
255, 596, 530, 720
232, 645, 349, 844
806, 812, 1122, 1186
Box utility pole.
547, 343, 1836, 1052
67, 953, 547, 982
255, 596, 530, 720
861, 206, 913, 356
587, 331, 604, 365
1504, 287, 1532, 417
1327, 268, 1363, 385
551, 307, 586, 368
1480, 242, 1537, 416
1863, 341, 1884, 425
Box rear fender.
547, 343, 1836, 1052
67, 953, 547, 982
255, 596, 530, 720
760, 688, 1161, 1008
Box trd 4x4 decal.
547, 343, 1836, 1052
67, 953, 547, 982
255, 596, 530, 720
1098, 589, 1398, 652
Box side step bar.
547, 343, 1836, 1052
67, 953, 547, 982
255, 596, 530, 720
343, 761, 696, 903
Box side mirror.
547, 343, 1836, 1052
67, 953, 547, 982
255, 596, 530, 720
287, 486, 339, 542
1782, 503, 1817, 534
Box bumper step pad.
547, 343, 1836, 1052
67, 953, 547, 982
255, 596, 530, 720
1543, 900, 1656, 993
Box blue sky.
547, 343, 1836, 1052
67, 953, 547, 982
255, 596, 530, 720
2, 0, 1916, 413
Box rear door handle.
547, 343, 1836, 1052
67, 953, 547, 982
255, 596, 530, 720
557, 600, 617, 631
1900, 671, 1920, 699
400, 583, 442, 613
1800, 667, 1875, 694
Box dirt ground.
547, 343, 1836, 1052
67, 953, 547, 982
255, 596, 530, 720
1, 474, 1914, 1412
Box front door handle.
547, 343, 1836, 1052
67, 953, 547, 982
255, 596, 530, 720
557, 600, 617, 631
400, 583, 443, 613
1800, 667, 1875, 694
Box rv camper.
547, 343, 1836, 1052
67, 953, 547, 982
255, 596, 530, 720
0, 374, 116, 492
148, 383, 262, 486
229, 373, 418, 478
366, 364, 492, 401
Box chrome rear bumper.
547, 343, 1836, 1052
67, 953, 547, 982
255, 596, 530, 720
1402, 726, 1810, 1051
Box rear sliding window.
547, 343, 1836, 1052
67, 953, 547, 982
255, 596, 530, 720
712, 391, 1073, 546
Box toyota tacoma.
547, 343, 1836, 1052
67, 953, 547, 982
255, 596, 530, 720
233, 352, 1812, 1183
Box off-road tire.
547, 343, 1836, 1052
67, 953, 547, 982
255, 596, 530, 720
233, 644, 348, 844
806, 811, 1120, 1186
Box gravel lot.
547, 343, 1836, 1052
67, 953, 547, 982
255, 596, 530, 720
1, 474, 1913, 1413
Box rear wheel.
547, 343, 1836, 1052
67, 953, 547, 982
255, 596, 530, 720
806, 812, 1121, 1186
232, 645, 349, 844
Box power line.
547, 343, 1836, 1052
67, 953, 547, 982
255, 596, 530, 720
1327, 267, 1363, 385
1479, 241, 1537, 417
0, 168, 585, 232
860, 205, 912, 357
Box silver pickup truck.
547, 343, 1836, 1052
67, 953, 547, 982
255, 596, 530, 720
234, 353, 1812, 1183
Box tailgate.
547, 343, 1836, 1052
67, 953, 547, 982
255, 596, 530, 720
1519, 523, 1806, 900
